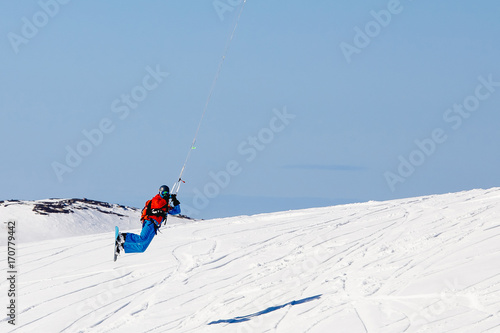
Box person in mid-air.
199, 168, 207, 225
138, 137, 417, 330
115, 185, 180, 256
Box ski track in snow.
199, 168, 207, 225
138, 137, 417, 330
1, 188, 500, 332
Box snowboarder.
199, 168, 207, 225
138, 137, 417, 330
115, 185, 180, 257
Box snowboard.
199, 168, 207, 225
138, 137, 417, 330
114, 226, 119, 262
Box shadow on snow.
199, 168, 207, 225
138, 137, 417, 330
208, 294, 322, 325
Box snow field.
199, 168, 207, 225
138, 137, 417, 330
1, 188, 500, 332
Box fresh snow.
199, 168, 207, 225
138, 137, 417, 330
0, 199, 140, 245
1, 188, 500, 332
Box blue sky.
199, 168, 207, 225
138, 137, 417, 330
1, 0, 499, 219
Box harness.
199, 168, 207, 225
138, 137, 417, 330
142, 199, 170, 233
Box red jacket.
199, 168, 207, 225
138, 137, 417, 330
141, 194, 170, 226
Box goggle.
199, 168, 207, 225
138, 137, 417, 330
160, 191, 169, 198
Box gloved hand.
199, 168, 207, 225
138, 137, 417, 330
171, 194, 180, 206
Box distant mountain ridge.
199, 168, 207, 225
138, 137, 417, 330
1, 198, 134, 216
0, 198, 190, 245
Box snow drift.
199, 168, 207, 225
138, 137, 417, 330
1, 188, 500, 332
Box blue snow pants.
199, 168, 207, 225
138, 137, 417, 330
123, 220, 158, 253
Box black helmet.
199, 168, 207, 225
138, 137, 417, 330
159, 185, 170, 199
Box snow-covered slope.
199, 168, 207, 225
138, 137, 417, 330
0, 198, 142, 245
1, 188, 500, 332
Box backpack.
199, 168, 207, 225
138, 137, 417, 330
140, 200, 152, 221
